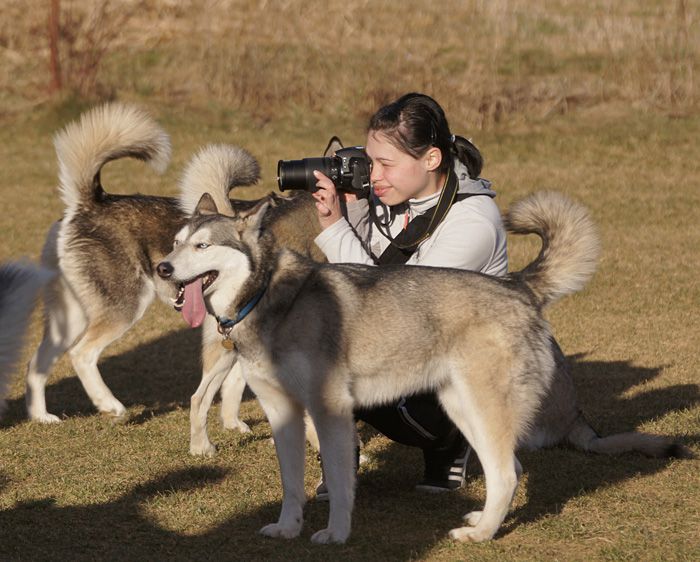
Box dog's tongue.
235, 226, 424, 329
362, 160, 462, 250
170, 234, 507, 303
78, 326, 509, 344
182, 277, 207, 328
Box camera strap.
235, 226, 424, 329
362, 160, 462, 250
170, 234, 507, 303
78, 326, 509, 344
374, 170, 487, 265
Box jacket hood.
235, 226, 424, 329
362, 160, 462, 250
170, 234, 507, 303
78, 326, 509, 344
454, 161, 496, 197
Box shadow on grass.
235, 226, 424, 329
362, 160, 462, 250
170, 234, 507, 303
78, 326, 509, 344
4, 329, 697, 433
0, 464, 464, 561
0, 338, 697, 557
1, 327, 258, 427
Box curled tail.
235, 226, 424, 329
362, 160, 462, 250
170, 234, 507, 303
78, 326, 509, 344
0, 262, 54, 415
506, 191, 600, 308
178, 144, 261, 216
53, 103, 171, 213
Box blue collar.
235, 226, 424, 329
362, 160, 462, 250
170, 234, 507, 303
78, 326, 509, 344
216, 286, 266, 330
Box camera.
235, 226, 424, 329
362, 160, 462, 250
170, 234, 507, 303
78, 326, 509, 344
277, 146, 372, 198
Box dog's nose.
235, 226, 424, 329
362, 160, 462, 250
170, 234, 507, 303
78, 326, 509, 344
157, 261, 173, 279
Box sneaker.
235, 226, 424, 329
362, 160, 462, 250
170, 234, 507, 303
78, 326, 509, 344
315, 478, 329, 502
415, 445, 471, 493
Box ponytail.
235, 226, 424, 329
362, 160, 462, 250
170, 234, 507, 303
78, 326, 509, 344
451, 135, 483, 179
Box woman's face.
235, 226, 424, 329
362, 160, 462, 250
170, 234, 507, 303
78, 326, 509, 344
365, 131, 441, 206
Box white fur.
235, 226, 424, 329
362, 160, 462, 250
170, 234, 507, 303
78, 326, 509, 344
53, 103, 170, 214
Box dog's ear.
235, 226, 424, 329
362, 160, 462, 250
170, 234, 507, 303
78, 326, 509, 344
323, 136, 344, 157
237, 198, 270, 241
194, 193, 219, 216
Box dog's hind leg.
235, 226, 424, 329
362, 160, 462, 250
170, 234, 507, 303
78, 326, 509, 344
254, 381, 307, 540
219, 360, 251, 433
438, 382, 519, 543
26, 274, 87, 423
67, 280, 155, 418
68, 316, 139, 418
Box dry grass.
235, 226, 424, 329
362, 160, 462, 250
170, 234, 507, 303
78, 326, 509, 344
1, 0, 697, 126
0, 1, 699, 560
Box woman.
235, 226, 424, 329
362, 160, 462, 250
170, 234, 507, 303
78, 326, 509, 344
312, 93, 508, 495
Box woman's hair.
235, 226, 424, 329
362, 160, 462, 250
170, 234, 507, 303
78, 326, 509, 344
368, 92, 483, 179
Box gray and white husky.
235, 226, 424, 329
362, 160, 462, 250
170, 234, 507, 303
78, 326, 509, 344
0, 262, 52, 417
188, 146, 692, 464
24, 104, 320, 450
156, 187, 601, 543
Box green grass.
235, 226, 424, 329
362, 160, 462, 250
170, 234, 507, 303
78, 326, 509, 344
0, 98, 697, 561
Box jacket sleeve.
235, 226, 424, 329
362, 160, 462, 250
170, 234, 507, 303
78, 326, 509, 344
314, 199, 376, 265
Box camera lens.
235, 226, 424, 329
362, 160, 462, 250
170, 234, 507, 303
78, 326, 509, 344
277, 157, 335, 192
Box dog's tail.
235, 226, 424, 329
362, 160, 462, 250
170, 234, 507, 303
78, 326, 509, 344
566, 414, 694, 459
0, 262, 54, 416
506, 191, 600, 308
178, 144, 261, 216
53, 103, 171, 213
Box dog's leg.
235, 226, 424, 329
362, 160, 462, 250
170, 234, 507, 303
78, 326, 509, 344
68, 319, 135, 418
254, 381, 306, 540
26, 275, 87, 423
308, 409, 356, 544
303, 411, 320, 451
438, 383, 519, 543
190, 335, 237, 456
219, 360, 251, 433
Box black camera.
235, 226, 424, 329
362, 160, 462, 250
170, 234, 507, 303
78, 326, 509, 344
277, 146, 372, 198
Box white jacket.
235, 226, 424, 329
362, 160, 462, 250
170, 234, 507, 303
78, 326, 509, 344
314, 161, 508, 276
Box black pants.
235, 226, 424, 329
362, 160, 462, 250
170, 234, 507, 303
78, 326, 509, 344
354, 392, 466, 467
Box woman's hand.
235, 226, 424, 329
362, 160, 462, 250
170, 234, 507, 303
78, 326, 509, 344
312, 170, 358, 230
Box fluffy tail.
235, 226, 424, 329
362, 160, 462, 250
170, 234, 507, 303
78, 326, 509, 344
506, 191, 600, 308
0, 262, 54, 416
53, 103, 171, 213
566, 414, 694, 459
178, 144, 260, 216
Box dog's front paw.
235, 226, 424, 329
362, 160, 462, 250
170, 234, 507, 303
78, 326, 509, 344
448, 524, 495, 543
222, 417, 251, 433
259, 522, 301, 539
190, 439, 217, 457
310, 527, 349, 545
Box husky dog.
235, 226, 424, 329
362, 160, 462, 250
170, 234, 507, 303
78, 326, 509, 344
197, 146, 692, 462
156, 188, 603, 543
24, 104, 319, 446
0, 262, 53, 417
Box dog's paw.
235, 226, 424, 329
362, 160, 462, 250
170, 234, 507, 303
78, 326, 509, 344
463, 510, 482, 526
222, 417, 251, 433
448, 524, 495, 543
310, 527, 349, 545
33, 412, 62, 424
259, 522, 301, 539
97, 398, 126, 418
190, 440, 217, 457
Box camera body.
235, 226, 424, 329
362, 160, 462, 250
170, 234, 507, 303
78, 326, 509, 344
277, 146, 372, 198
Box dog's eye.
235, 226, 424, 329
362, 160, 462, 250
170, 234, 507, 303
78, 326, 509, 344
196, 243, 210, 250
173, 240, 180, 248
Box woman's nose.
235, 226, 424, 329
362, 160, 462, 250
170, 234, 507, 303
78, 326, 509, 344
370, 163, 381, 183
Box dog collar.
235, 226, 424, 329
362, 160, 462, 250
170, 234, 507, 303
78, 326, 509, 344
216, 286, 266, 330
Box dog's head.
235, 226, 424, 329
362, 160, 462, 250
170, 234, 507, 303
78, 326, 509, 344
157, 193, 270, 328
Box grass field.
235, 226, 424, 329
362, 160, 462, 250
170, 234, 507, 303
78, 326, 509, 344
1, 1, 699, 560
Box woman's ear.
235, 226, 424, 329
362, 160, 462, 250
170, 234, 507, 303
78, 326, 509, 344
424, 147, 442, 172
